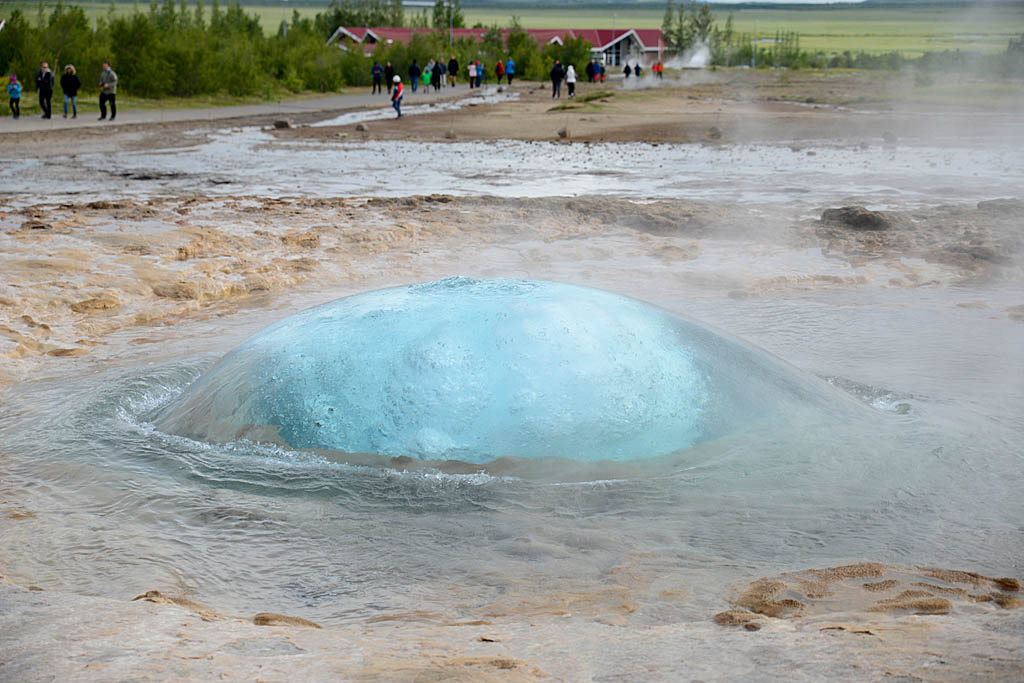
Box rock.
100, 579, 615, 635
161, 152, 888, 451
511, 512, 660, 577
977, 198, 1024, 215
336, 133, 348, 139
497, 86, 503, 93
272, 119, 292, 129
557, 127, 569, 139
707, 126, 722, 140
70, 295, 121, 313
152, 281, 201, 300
19, 220, 54, 231
280, 231, 320, 249
355, 122, 369, 132
444, 129, 457, 139
821, 206, 891, 231
253, 612, 322, 629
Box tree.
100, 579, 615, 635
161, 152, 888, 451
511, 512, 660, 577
431, 0, 463, 31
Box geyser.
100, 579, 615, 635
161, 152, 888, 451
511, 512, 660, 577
154, 278, 841, 464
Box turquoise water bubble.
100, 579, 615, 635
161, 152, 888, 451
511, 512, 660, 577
153, 278, 843, 464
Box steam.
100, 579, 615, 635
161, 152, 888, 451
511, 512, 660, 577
665, 43, 712, 70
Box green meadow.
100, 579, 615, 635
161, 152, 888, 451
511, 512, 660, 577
3, 2, 1021, 56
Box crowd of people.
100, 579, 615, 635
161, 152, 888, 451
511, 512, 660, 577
7, 61, 117, 121
369, 54, 666, 114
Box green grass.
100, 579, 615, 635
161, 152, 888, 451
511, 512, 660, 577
4, 2, 1022, 56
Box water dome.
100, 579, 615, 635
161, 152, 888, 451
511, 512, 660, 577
153, 278, 842, 465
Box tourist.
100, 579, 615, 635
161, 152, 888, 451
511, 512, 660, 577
655, 61, 664, 79
98, 61, 117, 121
447, 55, 459, 88
60, 64, 80, 119
495, 59, 504, 83
384, 61, 395, 94
585, 59, 595, 83
391, 75, 403, 118
505, 57, 515, 85
7, 74, 21, 120
35, 61, 54, 119
474, 60, 483, 88
623, 63, 631, 79
598, 61, 606, 82
467, 61, 476, 89
408, 59, 421, 93
550, 60, 564, 99
371, 61, 383, 94
634, 64, 642, 78
566, 63, 577, 98
431, 59, 444, 92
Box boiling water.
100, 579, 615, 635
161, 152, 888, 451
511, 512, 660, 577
1, 117, 1022, 632
2, 279, 1021, 626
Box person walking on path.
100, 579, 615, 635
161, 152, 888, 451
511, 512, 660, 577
384, 62, 395, 94
565, 64, 577, 98
60, 64, 81, 119
35, 62, 54, 119
623, 63, 631, 79
474, 60, 483, 88
467, 61, 476, 89
371, 61, 383, 94
504, 57, 515, 85
495, 59, 504, 83
634, 64, 642, 78
408, 59, 421, 93
431, 59, 444, 92
550, 60, 564, 99
98, 61, 117, 121
7, 74, 21, 119
447, 55, 459, 88
585, 59, 595, 83
391, 75, 403, 118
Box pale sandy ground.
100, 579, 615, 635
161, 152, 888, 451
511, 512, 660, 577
1, 71, 1023, 680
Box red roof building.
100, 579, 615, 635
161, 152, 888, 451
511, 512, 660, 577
327, 27, 667, 66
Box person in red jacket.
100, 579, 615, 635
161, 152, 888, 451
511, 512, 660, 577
391, 75, 403, 118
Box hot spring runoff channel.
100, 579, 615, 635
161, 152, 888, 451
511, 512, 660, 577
1, 279, 1022, 625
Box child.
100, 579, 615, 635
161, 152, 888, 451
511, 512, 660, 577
8, 74, 21, 119
391, 75, 403, 119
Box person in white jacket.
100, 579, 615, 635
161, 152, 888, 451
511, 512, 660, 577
565, 64, 577, 98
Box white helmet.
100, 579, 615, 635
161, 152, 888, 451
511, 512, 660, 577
393, 75, 401, 83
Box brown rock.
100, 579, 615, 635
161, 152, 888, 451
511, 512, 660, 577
253, 612, 323, 629
152, 282, 201, 300
821, 207, 891, 231
273, 119, 293, 129
71, 295, 121, 313
280, 231, 320, 249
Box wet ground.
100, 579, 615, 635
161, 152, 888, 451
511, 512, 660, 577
1, 73, 1023, 680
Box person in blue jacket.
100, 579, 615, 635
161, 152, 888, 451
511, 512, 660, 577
8, 74, 22, 119
505, 57, 515, 85
371, 61, 383, 95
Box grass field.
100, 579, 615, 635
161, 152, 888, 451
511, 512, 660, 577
3, 2, 1022, 56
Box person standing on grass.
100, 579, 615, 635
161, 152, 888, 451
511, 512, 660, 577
35, 61, 54, 119
505, 57, 514, 85
391, 75, 403, 118
384, 62, 395, 94
565, 63, 577, 98
408, 59, 421, 93
98, 61, 117, 121
8, 74, 21, 119
60, 64, 81, 119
